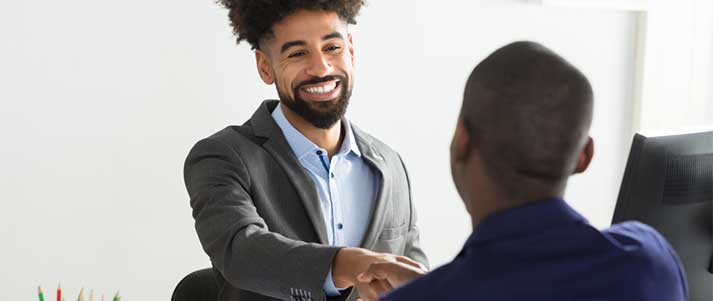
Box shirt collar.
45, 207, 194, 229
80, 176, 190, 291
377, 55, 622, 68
271, 103, 361, 161
464, 198, 588, 249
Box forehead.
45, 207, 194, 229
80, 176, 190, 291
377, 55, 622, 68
270, 10, 347, 43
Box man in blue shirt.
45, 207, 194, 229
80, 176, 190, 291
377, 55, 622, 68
184, 1, 427, 300
355, 41, 688, 301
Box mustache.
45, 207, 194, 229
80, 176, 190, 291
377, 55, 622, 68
295, 75, 346, 89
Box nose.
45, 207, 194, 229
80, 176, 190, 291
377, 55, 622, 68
306, 53, 333, 78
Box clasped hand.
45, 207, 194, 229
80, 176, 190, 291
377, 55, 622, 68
332, 248, 426, 301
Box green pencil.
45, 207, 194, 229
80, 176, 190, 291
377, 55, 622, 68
38, 286, 45, 301
112, 291, 120, 301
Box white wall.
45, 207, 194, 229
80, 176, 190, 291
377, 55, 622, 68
635, 0, 713, 131
0, 0, 640, 299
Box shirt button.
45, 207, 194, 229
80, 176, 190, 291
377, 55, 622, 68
337, 223, 344, 230
316, 150, 323, 155
330, 173, 335, 178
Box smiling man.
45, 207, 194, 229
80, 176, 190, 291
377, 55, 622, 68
183, 1, 428, 301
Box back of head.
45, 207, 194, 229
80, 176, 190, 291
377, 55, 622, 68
462, 41, 593, 201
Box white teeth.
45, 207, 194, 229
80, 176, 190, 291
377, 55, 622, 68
304, 82, 337, 94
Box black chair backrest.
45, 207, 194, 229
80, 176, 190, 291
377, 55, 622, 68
172, 268, 219, 301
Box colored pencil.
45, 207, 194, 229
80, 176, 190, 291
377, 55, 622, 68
88, 290, 94, 301
38, 286, 45, 301
78, 288, 84, 301
112, 291, 120, 301
57, 283, 62, 301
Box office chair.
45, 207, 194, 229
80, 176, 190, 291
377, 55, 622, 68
171, 268, 219, 301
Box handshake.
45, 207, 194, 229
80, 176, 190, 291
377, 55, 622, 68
332, 247, 428, 301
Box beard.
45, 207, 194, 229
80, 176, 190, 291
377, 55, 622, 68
277, 75, 352, 129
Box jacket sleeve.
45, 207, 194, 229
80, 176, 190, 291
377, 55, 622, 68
398, 154, 430, 270
184, 137, 341, 300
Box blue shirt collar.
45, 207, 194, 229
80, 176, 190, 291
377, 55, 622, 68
464, 198, 588, 249
271, 103, 361, 160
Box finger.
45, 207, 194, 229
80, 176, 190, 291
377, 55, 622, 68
357, 271, 373, 283
370, 279, 393, 297
395, 256, 426, 271
360, 262, 396, 281
366, 261, 425, 287
378, 278, 394, 292
355, 282, 380, 300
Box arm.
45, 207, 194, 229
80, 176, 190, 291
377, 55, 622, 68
184, 138, 341, 300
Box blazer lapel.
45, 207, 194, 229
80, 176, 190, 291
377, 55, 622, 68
250, 100, 330, 245
353, 127, 391, 250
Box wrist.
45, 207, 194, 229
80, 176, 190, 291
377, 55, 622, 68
332, 247, 355, 287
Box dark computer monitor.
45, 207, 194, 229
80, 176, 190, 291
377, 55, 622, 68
612, 128, 712, 301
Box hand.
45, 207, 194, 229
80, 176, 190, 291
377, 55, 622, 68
355, 258, 427, 301
332, 248, 393, 288
331, 248, 424, 289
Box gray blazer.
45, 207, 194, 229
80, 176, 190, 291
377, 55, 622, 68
184, 100, 428, 301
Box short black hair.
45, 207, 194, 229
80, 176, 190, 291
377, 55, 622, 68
216, 0, 365, 49
462, 41, 594, 198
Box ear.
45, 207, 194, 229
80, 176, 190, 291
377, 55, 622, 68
573, 137, 594, 174
255, 49, 274, 84
347, 33, 355, 65
451, 118, 472, 163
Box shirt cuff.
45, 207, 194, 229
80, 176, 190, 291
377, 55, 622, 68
324, 265, 347, 296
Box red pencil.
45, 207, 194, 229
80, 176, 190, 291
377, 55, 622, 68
56, 283, 62, 301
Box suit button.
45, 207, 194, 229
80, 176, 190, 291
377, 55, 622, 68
337, 223, 343, 230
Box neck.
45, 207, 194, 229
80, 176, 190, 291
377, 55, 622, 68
281, 104, 343, 157
466, 177, 566, 229
467, 187, 514, 229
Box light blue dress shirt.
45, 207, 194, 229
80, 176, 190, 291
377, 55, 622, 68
272, 104, 378, 296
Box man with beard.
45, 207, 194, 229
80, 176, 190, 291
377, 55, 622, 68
183, 1, 428, 301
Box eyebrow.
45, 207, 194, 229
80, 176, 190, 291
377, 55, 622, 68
280, 32, 345, 54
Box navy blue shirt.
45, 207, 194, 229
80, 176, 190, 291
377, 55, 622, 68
383, 198, 688, 301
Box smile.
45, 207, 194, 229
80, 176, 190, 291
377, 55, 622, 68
301, 80, 340, 94
297, 79, 342, 101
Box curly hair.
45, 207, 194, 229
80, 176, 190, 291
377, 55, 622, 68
217, 0, 365, 50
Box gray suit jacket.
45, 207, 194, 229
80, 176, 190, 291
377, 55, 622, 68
184, 100, 428, 301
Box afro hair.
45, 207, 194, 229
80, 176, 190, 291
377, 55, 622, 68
217, 0, 365, 49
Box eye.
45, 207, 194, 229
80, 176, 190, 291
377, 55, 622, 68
288, 50, 306, 58
325, 45, 342, 52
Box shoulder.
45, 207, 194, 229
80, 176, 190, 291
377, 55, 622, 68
183, 124, 269, 181
351, 123, 405, 165
606, 221, 689, 298
605, 221, 671, 253
206, 123, 260, 149
604, 221, 687, 292
187, 124, 261, 157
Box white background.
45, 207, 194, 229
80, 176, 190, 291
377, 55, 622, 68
1, 0, 710, 300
